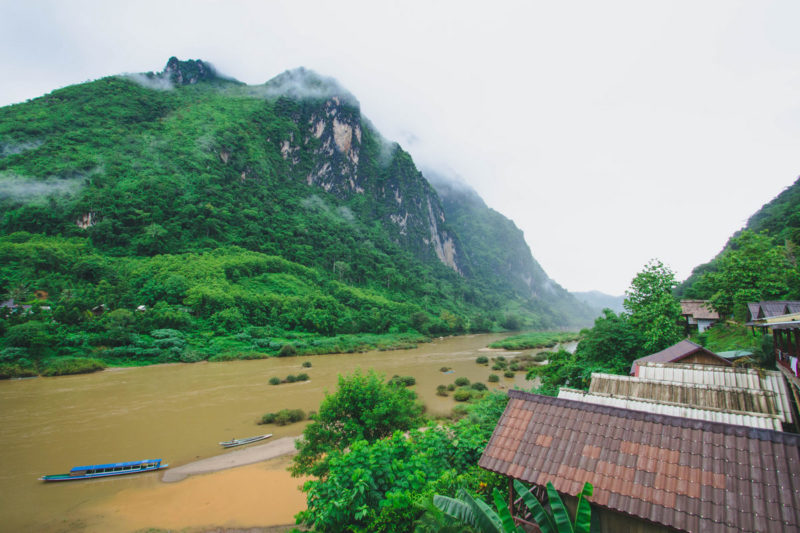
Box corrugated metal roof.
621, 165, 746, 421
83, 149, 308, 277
758, 301, 796, 318
680, 300, 720, 320
589, 373, 782, 420
557, 388, 783, 430
630, 340, 731, 375
637, 362, 793, 424
479, 390, 800, 533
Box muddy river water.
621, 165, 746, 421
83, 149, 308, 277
0, 334, 574, 532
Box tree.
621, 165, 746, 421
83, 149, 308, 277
291, 369, 424, 477
624, 260, 682, 353
707, 230, 790, 320
573, 309, 645, 374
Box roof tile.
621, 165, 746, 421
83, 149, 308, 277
481, 390, 800, 533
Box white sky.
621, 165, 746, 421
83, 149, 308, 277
1, 0, 799, 295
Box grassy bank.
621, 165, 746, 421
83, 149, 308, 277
489, 331, 580, 350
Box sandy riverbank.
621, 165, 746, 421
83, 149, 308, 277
162, 436, 301, 482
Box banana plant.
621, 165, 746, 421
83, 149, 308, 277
430, 480, 593, 533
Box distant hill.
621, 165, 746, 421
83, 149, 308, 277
572, 291, 625, 315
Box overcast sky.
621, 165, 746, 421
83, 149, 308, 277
2, 0, 799, 295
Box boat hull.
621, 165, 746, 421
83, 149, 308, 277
219, 434, 272, 448
40, 459, 167, 482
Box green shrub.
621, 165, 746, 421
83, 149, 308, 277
274, 408, 306, 425
436, 384, 448, 396
447, 383, 456, 391
40, 357, 106, 376
453, 389, 472, 402
286, 374, 297, 383
302, 361, 312, 368
470, 382, 487, 391
454, 377, 470, 387
388, 375, 416, 387
475, 356, 489, 364
488, 374, 499, 382
278, 343, 297, 357
296, 373, 310, 381
440, 366, 451, 372
260, 408, 306, 425
504, 371, 515, 378
495, 356, 506, 362
269, 376, 281, 385
179, 350, 205, 363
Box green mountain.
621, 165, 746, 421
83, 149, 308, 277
427, 173, 596, 328
0, 57, 593, 373
677, 176, 800, 308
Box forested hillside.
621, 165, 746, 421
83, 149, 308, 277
0, 57, 592, 376
677, 176, 800, 318
429, 173, 596, 328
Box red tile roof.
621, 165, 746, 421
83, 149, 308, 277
479, 390, 800, 533
631, 340, 731, 375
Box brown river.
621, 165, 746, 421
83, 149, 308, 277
0, 334, 574, 532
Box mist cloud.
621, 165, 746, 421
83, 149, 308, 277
0, 139, 43, 158
123, 73, 174, 91
0, 172, 85, 203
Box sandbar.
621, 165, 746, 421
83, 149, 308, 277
162, 436, 301, 482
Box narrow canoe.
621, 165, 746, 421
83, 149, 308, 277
40, 459, 168, 482
219, 434, 272, 448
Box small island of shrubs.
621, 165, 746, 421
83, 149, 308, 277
268, 373, 310, 385
259, 408, 306, 426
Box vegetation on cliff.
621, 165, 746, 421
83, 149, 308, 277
0, 58, 594, 376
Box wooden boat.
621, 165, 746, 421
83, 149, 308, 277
39, 459, 167, 482
219, 434, 272, 448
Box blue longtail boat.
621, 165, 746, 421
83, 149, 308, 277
39, 459, 168, 482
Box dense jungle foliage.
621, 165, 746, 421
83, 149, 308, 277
678, 177, 800, 317
291, 370, 510, 532
0, 59, 593, 376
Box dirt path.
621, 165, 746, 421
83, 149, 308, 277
162, 436, 301, 482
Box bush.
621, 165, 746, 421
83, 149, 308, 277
504, 371, 515, 378
495, 356, 506, 362
179, 350, 205, 363
454, 377, 470, 387
447, 383, 456, 391
260, 408, 306, 426
436, 384, 448, 396
286, 374, 297, 383
296, 373, 310, 381
388, 375, 416, 387
274, 408, 306, 426
440, 366, 451, 372
453, 389, 472, 402
470, 382, 487, 391
40, 357, 106, 376
302, 361, 312, 368
269, 376, 281, 385
488, 374, 499, 382
278, 343, 297, 357
475, 356, 488, 364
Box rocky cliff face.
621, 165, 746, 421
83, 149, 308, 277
429, 173, 596, 327
266, 69, 464, 273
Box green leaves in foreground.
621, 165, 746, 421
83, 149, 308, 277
433, 479, 593, 533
